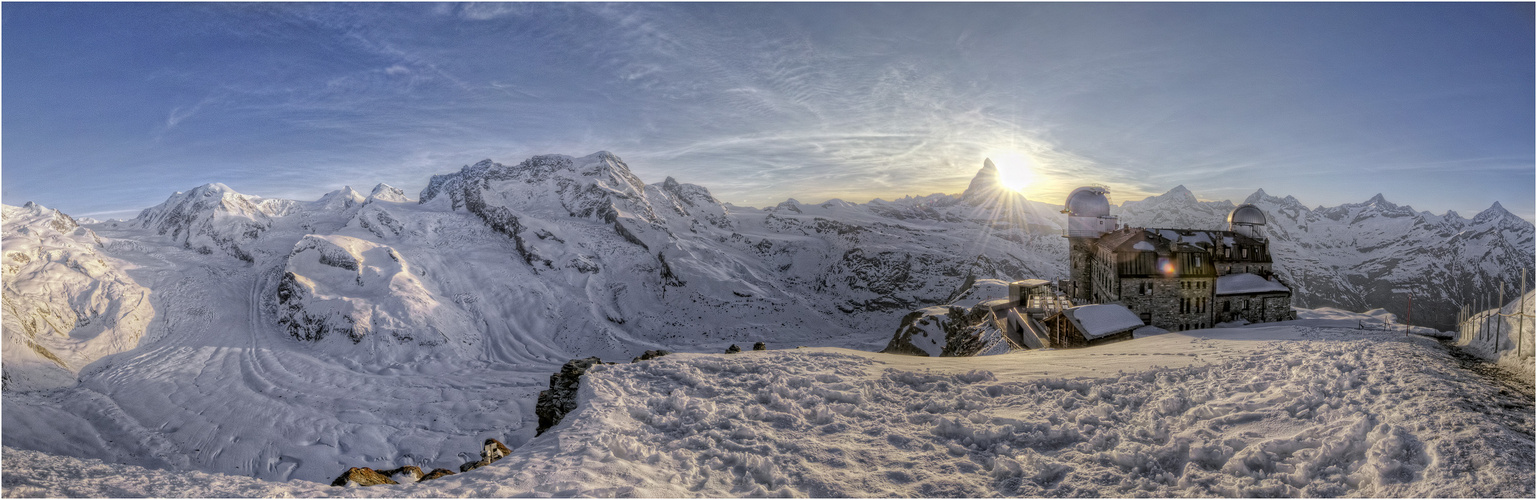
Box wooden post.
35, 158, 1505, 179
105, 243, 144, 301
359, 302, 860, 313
1498, 282, 1505, 352
1520, 269, 1527, 357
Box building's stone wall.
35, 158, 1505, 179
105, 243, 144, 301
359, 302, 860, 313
1218, 262, 1273, 275
1115, 277, 1216, 332
1173, 278, 1216, 331
1068, 240, 1094, 302
1263, 295, 1294, 322
1216, 292, 1291, 324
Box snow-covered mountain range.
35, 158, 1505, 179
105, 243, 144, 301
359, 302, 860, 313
2, 151, 1531, 483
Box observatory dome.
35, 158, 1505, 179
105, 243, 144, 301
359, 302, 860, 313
1228, 204, 1266, 225
1064, 187, 1111, 217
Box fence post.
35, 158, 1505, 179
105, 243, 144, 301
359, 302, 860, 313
1498, 282, 1505, 353
1480, 295, 1485, 343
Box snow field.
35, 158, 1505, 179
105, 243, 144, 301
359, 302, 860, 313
419, 328, 1529, 497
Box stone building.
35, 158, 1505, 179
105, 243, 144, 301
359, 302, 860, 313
1062, 188, 1293, 331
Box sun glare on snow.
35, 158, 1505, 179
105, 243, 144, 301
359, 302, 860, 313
990, 152, 1035, 192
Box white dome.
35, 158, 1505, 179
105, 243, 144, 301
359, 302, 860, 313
1228, 204, 1266, 226
1064, 187, 1110, 217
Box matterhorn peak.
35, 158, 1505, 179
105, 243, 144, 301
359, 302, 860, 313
961, 158, 1005, 201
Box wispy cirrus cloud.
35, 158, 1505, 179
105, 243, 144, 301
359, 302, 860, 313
3, 3, 1531, 222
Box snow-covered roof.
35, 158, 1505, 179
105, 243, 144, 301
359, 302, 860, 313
1013, 279, 1051, 289
1215, 273, 1290, 295
1066, 304, 1144, 339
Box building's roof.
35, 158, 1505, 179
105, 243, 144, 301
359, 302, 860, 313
1096, 228, 1153, 253
1228, 204, 1266, 226
1013, 279, 1051, 289
1215, 273, 1291, 295
1064, 187, 1111, 218
1064, 304, 1144, 339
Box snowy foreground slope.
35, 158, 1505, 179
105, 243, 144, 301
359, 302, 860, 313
4, 319, 1532, 497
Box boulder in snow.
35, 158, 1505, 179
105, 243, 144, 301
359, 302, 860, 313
420, 468, 456, 481
330, 467, 397, 487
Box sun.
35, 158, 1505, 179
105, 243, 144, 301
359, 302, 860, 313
988, 151, 1036, 192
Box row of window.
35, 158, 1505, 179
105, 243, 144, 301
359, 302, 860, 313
1181, 296, 1207, 314
1222, 245, 1263, 260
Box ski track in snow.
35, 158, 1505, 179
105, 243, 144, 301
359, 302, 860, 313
5, 326, 1533, 498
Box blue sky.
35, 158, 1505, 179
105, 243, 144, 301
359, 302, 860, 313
4, 3, 1533, 221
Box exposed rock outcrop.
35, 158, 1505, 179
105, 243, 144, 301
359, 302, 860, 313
725, 344, 741, 354
378, 465, 424, 483
420, 468, 456, 481
272, 234, 476, 348
330, 467, 398, 487
753, 341, 767, 351
631, 349, 670, 363
881, 278, 1016, 357
535, 357, 605, 436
